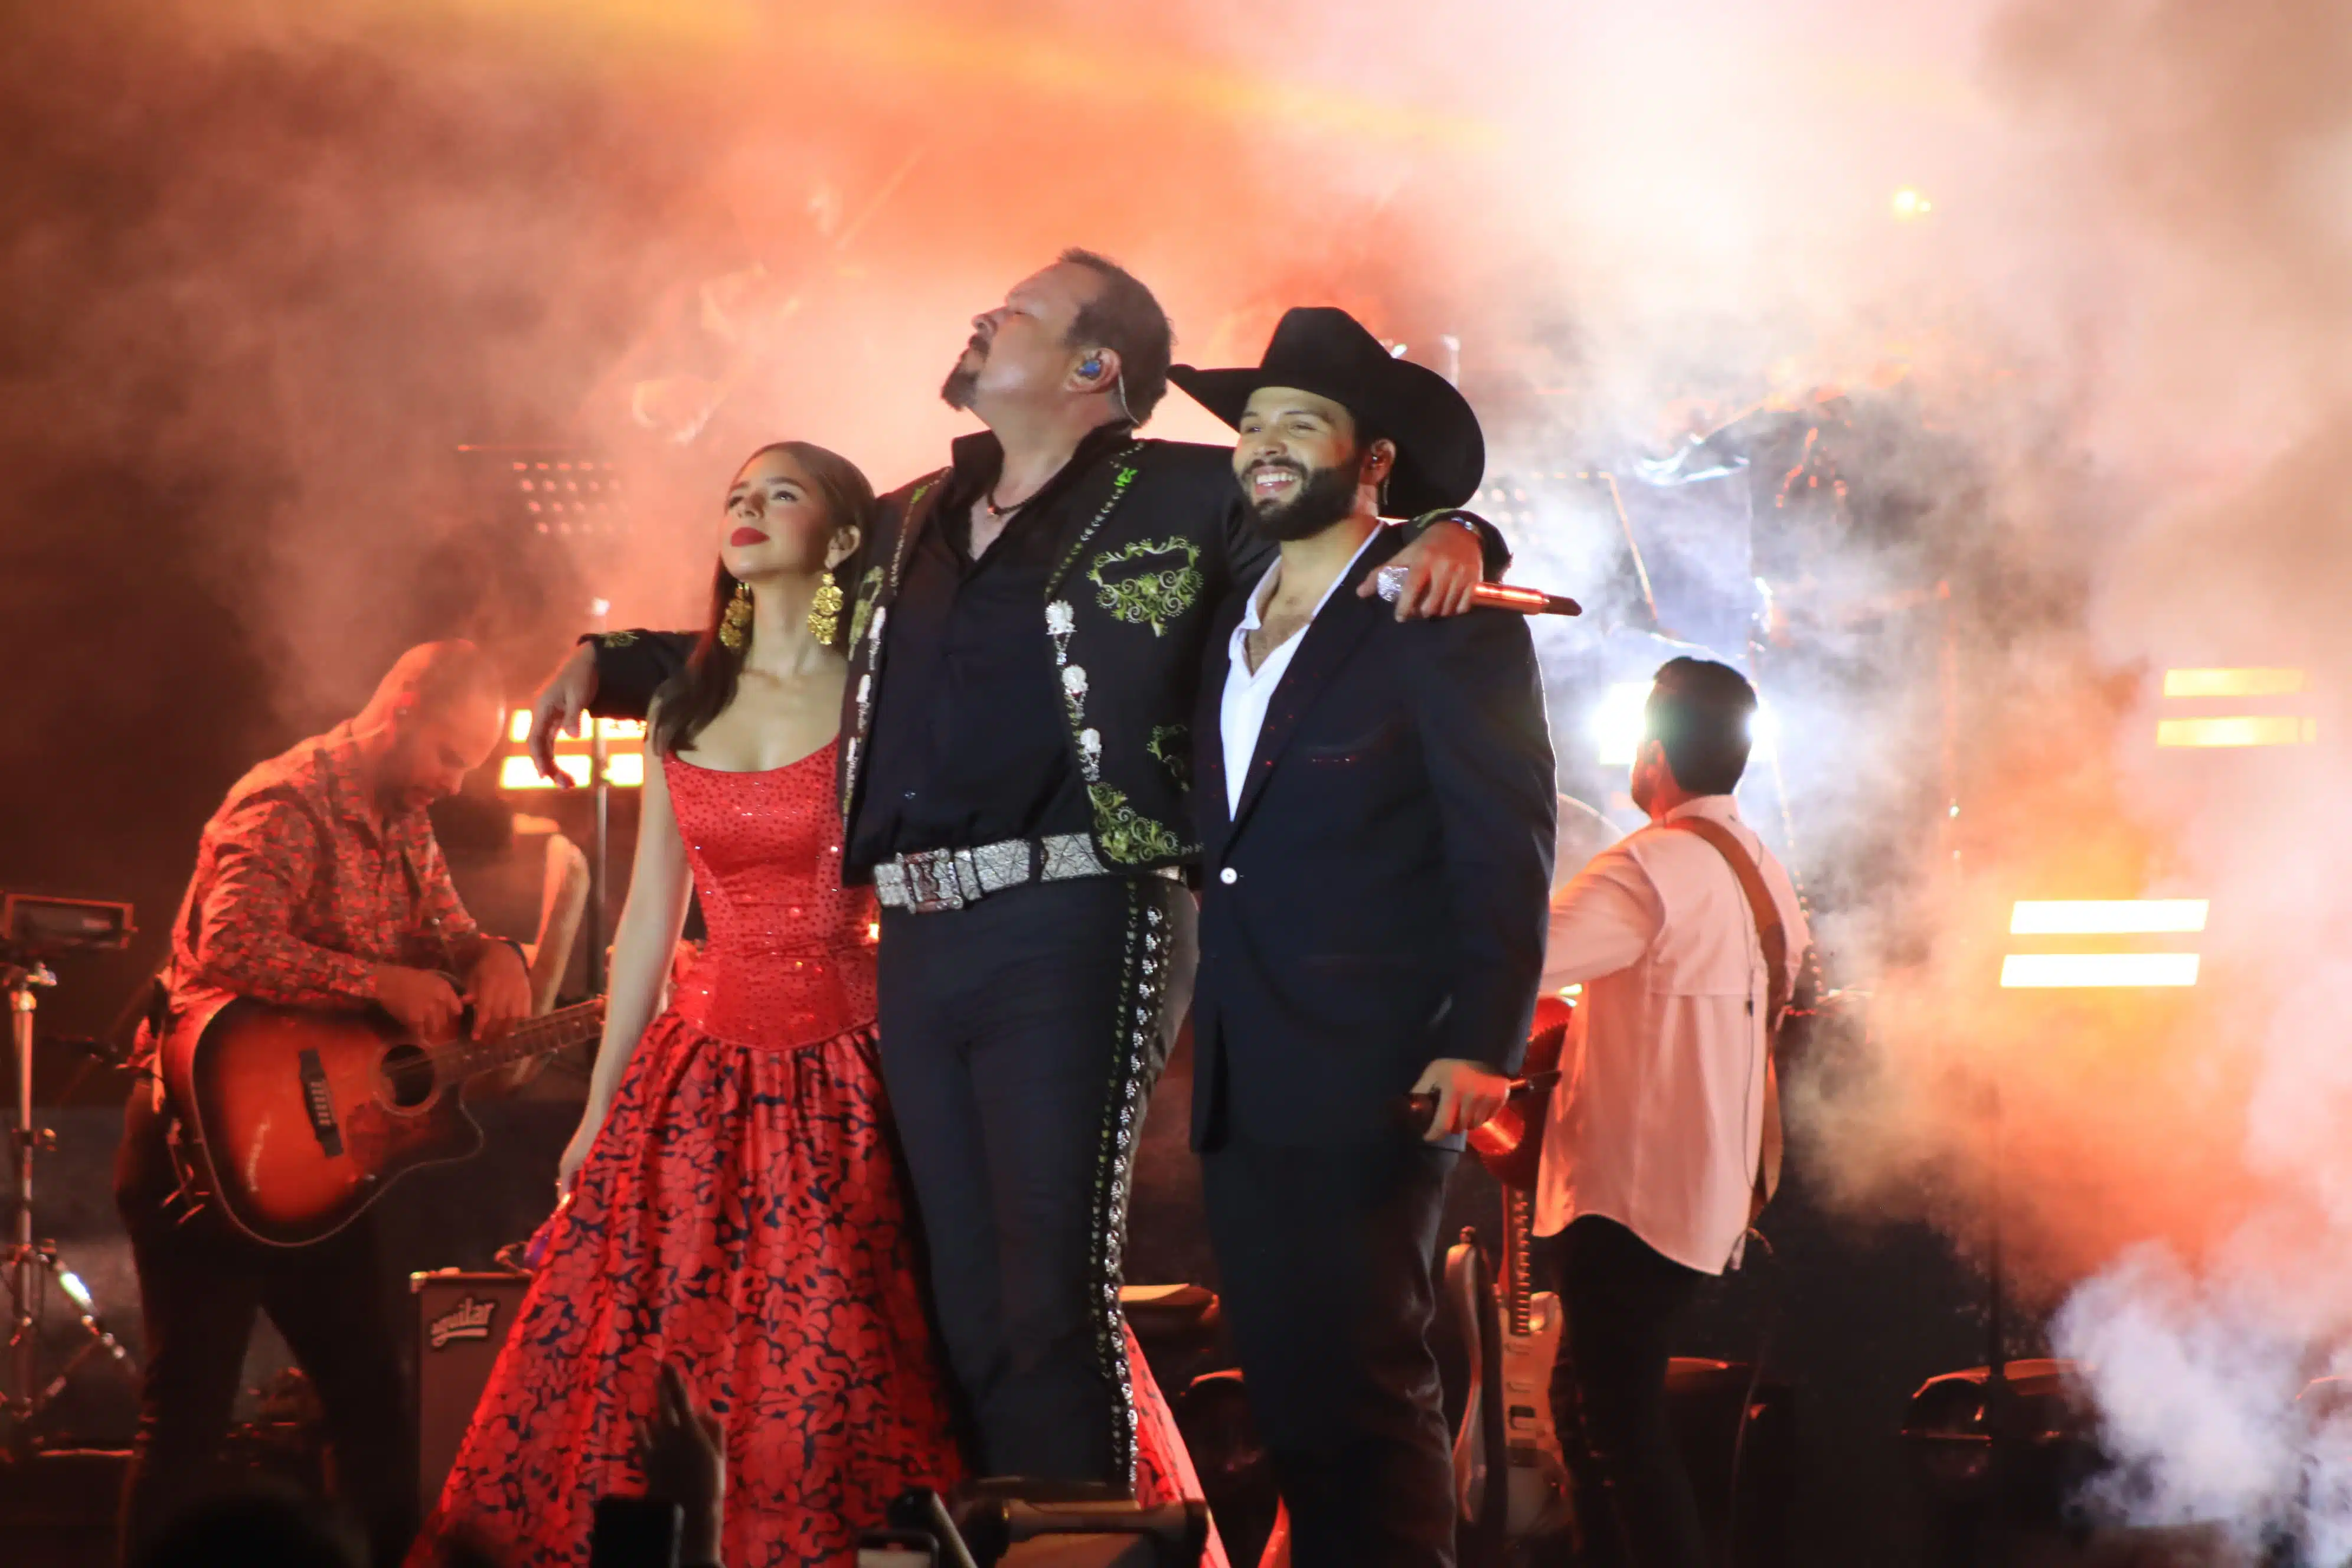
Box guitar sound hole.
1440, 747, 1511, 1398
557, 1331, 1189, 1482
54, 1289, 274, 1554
379, 1044, 438, 1109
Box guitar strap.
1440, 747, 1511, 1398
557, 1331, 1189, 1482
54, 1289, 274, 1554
1660, 815, 1789, 1222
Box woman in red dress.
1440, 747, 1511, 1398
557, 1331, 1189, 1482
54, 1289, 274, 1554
419, 443, 1221, 1568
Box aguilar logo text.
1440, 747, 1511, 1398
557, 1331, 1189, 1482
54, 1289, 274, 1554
428, 1295, 499, 1350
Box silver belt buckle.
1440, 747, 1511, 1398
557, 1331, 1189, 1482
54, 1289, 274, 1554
900, 847, 968, 914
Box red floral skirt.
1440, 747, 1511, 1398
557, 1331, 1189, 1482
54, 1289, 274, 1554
416, 1012, 1226, 1568
416, 1015, 959, 1567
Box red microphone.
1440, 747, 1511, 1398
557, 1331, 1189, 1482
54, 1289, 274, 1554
1374, 566, 1582, 617
1380, 509, 1582, 615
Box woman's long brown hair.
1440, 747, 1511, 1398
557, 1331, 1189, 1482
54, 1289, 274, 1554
650, 441, 877, 758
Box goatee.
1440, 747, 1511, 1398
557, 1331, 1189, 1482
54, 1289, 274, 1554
1247, 460, 1361, 542
940, 335, 988, 410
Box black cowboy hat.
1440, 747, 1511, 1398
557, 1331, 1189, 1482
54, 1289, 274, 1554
1168, 306, 1484, 519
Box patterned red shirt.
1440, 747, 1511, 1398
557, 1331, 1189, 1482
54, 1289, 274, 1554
140, 728, 481, 1066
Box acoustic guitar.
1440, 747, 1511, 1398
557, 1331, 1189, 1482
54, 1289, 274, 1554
1446, 995, 1578, 1552
161, 992, 606, 1247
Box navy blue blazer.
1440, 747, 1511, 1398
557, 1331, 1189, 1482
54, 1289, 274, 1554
1189, 525, 1557, 1151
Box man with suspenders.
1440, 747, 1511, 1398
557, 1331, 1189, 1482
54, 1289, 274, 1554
1533, 657, 1812, 1568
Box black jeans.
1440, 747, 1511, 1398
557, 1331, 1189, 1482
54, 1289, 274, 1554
876, 874, 1194, 1484
1201, 1133, 1459, 1568
115, 1087, 417, 1567
1537, 1215, 1709, 1568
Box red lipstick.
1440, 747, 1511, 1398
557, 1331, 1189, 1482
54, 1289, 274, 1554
729, 526, 769, 547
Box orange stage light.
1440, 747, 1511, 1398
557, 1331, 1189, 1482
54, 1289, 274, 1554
498, 754, 643, 791
505, 710, 648, 746
2008, 900, 2209, 935
2161, 668, 2307, 699
2000, 953, 2200, 989
500, 711, 648, 790
502, 755, 582, 790
2156, 716, 2316, 748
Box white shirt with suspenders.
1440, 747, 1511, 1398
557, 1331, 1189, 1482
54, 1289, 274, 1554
1533, 794, 1809, 1275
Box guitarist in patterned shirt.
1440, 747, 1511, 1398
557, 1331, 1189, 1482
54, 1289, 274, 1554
117, 640, 530, 1567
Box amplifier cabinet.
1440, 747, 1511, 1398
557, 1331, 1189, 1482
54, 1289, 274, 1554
412, 1269, 531, 1515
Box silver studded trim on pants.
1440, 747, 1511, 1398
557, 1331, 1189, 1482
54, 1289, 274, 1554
1087, 881, 1172, 1489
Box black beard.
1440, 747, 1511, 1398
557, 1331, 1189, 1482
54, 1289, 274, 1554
939, 361, 979, 410
1246, 459, 1360, 541
940, 334, 989, 410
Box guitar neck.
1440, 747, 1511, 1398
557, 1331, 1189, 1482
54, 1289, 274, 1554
432, 998, 606, 1084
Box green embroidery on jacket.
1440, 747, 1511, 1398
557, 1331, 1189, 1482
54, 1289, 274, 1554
600, 630, 640, 648
1047, 454, 1146, 590
1087, 785, 1186, 865
886, 478, 940, 594
1146, 724, 1190, 789
1086, 537, 1203, 638
847, 566, 886, 651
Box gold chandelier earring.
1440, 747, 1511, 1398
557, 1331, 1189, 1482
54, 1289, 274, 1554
718, 582, 753, 650
806, 573, 844, 644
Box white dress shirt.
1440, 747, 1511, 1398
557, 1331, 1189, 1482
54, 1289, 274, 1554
1220, 527, 1383, 817
1533, 795, 1809, 1274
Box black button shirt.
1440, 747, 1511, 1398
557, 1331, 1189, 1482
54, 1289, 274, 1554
848, 421, 1138, 869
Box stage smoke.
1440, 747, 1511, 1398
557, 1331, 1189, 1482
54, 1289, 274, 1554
4, 2, 2351, 1546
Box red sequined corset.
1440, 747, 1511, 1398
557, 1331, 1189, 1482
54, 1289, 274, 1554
662, 741, 878, 1051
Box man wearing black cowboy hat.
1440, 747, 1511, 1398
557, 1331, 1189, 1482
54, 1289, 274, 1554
1177, 308, 1557, 1566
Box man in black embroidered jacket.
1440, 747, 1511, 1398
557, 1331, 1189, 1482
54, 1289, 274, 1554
1177, 309, 1556, 1566
528, 251, 1502, 1487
